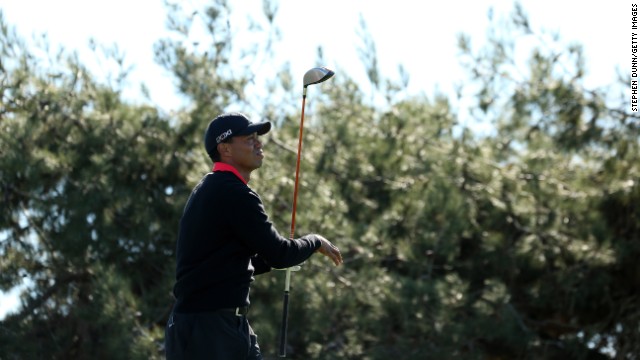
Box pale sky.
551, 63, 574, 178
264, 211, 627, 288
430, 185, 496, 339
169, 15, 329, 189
0, 0, 628, 318
0, 1, 627, 111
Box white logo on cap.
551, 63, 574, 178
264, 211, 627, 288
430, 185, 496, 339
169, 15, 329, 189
216, 129, 233, 143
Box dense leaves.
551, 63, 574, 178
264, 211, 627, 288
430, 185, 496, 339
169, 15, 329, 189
0, 11, 189, 358
1, 3, 638, 359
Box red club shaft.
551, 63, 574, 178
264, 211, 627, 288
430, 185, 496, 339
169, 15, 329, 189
289, 93, 307, 240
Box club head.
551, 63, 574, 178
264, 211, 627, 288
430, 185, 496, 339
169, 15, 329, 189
303, 66, 335, 88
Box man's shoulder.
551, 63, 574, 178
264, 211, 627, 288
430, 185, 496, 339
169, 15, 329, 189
207, 171, 243, 183
203, 172, 254, 194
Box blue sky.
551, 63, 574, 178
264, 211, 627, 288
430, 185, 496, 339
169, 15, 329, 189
0, 0, 628, 318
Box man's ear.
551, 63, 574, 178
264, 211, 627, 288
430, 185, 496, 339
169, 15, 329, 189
217, 142, 231, 159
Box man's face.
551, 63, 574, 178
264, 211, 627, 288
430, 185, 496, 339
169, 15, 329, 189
225, 132, 264, 173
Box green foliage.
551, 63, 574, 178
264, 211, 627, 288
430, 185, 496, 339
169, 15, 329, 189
1, 3, 638, 360
0, 10, 189, 359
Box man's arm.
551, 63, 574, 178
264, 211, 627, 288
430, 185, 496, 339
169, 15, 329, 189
229, 186, 322, 268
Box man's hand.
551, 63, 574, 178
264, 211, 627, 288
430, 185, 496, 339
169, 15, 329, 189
313, 235, 343, 266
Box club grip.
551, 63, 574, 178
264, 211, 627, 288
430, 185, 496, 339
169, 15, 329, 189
279, 291, 290, 357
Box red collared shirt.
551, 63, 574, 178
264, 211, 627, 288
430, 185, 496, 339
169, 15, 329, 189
212, 162, 247, 184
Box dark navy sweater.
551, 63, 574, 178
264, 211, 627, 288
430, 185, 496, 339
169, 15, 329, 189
172, 171, 321, 313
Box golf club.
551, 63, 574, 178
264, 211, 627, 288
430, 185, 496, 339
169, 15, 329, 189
279, 66, 335, 358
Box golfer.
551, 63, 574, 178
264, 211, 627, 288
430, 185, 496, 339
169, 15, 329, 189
165, 112, 343, 359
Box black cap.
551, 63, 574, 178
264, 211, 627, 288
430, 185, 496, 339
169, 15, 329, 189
204, 113, 271, 156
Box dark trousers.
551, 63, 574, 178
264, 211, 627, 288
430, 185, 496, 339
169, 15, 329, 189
165, 310, 262, 359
